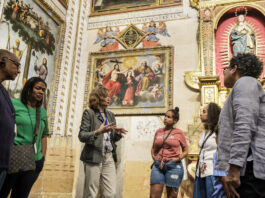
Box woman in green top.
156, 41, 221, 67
0, 77, 49, 198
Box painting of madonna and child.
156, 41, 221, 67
87, 47, 173, 115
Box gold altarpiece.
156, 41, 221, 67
181, 2, 265, 197
186, 0, 265, 107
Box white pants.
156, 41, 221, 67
83, 153, 116, 198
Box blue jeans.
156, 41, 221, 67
0, 169, 7, 191
193, 176, 214, 198
150, 160, 184, 188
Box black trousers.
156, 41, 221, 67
0, 157, 44, 198
237, 161, 265, 198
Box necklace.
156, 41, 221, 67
26, 106, 35, 134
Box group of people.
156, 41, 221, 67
193, 53, 265, 198
1, 48, 265, 198
0, 49, 49, 197
79, 52, 265, 198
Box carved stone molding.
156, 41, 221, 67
201, 21, 214, 75
87, 6, 185, 29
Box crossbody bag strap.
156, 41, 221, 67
155, 128, 174, 155
195, 131, 214, 174
33, 108, 40, 144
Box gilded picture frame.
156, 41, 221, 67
90, 0, 182, 16
84, 47, 173, 115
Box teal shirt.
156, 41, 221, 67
12, 98, 49, 161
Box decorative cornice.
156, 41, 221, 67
190, 0, 263, 9
87, 6, 186, 29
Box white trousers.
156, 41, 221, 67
83, 153, 116, 198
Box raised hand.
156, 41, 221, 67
113, 127, 128, 137
95, 122, 115, 135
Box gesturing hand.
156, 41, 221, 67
95, 122, 115, 135
113, 127, 128, 137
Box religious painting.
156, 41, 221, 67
93, 26, 120, 51
90, 0, 182, 16
0, 0, 64, 108
215, 6, 265, 86
85, 47, 173, 115
141, 21, 170, 48
93, 21, 171, 52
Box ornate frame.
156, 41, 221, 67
90, 0, 182, 16
84, 46, 173, 115
116, 24, 145, 49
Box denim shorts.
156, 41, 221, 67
150, 160, 184, 188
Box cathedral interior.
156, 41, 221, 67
0, 0, 265, 197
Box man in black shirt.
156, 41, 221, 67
0, 49, 20, 190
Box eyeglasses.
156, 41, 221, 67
2, 57, 21, 69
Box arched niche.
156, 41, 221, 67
215, 6, 265, 86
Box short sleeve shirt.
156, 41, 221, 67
12, 98, 49, 161
153, 128, 187, 162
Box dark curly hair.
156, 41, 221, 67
204, 103, 221, 134
168, 106, 179, 121
229, 53, 263, 78
21, 77, 47, 108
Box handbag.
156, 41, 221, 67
150, 128, 174, 169
8, 108, 40, 174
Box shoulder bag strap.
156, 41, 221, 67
195, 131, 214, 174
154, 128, 174, 155
33, 108, 40, 144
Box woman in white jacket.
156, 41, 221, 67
193, 103, 221, 198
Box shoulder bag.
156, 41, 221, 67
8, 108, 40, 174
150, 128, 174, 169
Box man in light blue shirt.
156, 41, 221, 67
216, 53, 265, 198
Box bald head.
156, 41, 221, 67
0, 49, 20, 83
0, 49, 19, 61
